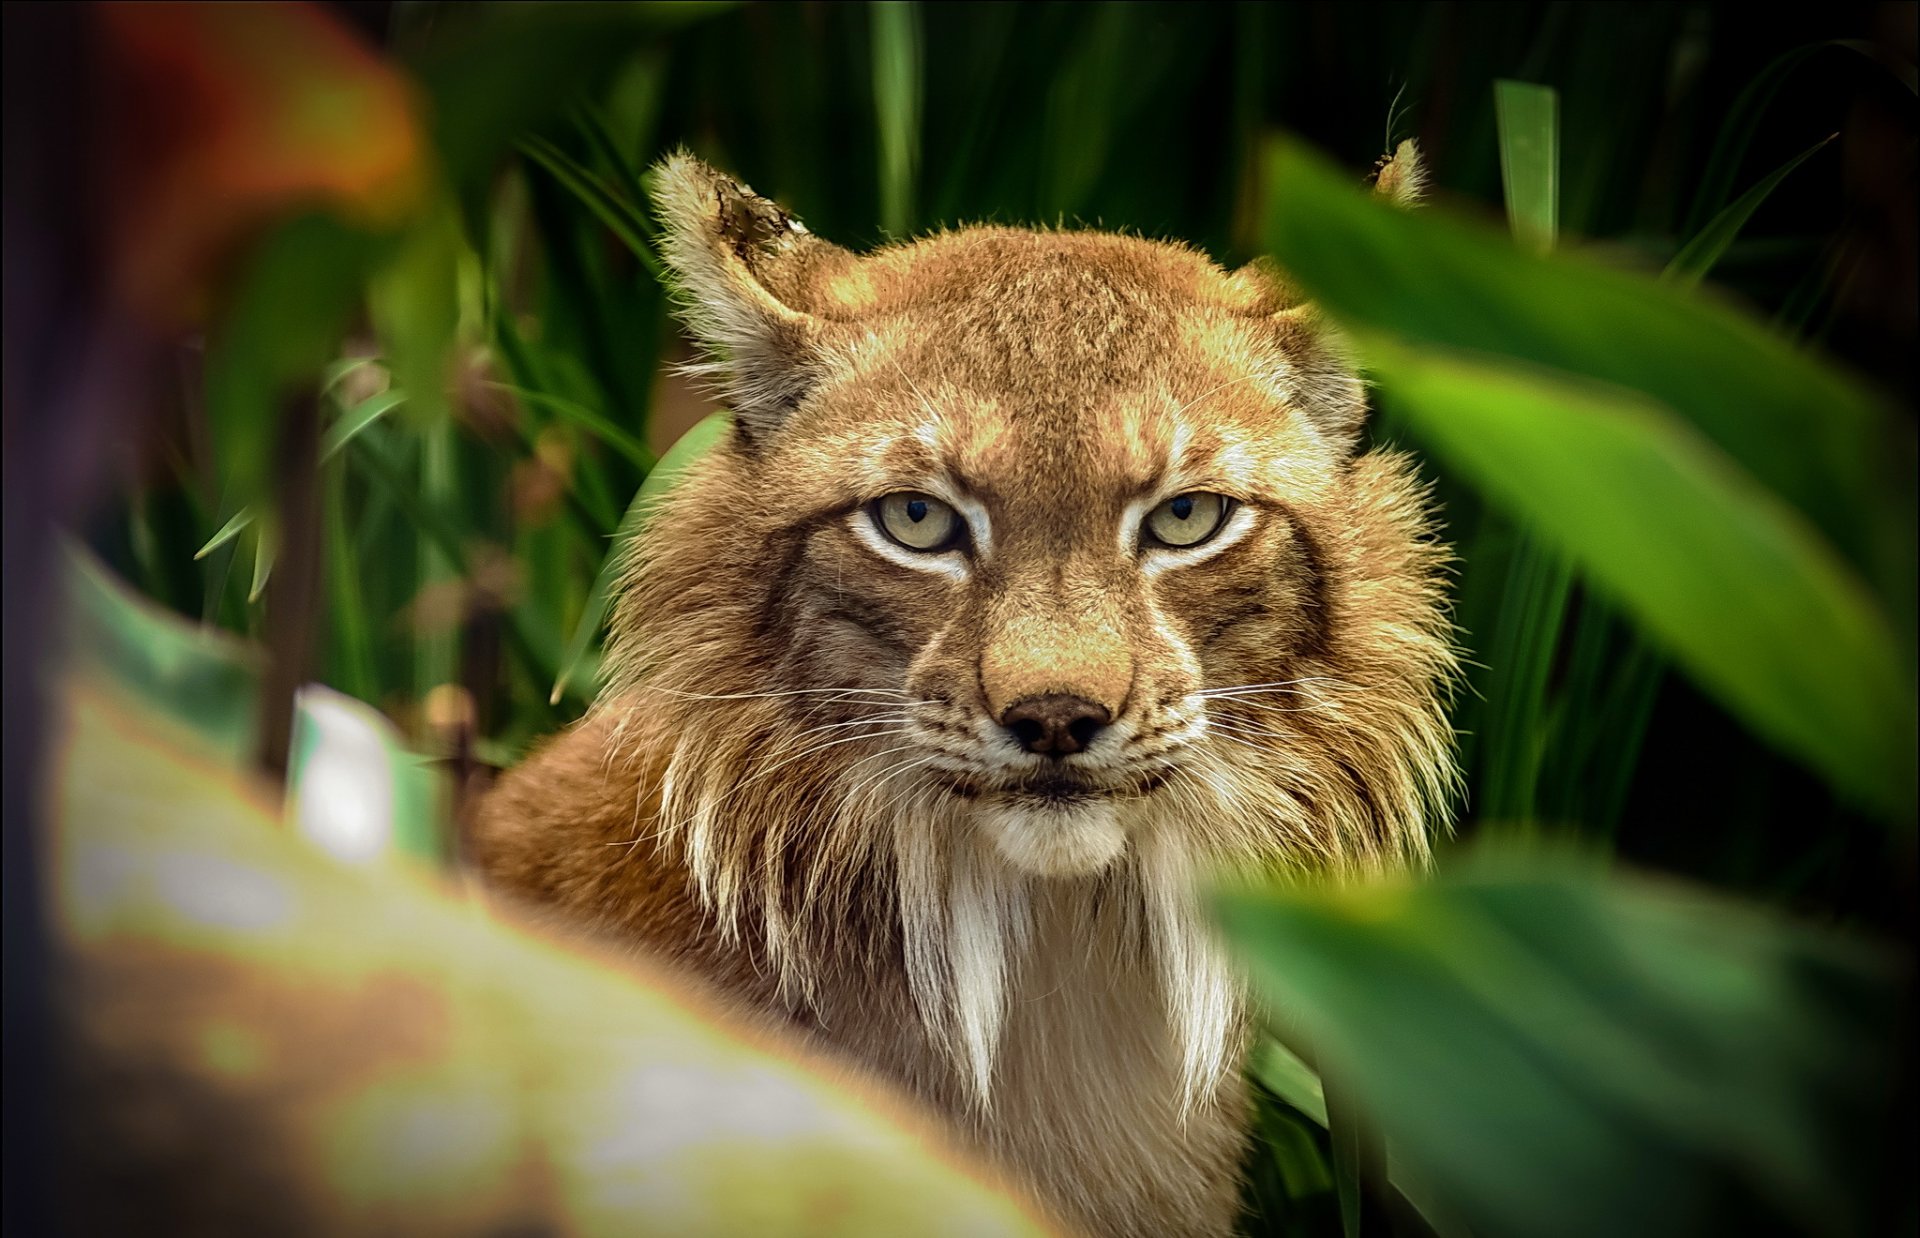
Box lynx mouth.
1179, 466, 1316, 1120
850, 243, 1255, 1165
1009, 772, 1098, 805
930, 765, 1176, 805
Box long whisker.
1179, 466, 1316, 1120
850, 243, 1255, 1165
642, 684, 928, 705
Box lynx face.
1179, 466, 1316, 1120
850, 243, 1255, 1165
603, 154, 1456, 1101
747, 301, 1355, 879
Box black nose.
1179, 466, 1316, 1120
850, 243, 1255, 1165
1001, 695, 1111, 757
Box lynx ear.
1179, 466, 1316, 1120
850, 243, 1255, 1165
650, 152, 846, 443
1226, 260, 1369, 453
1370, 138, 1427, 208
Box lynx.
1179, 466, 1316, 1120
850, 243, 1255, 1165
478, 148, 1456, 1237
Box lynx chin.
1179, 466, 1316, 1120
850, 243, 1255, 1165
478, 143, 1457, 1238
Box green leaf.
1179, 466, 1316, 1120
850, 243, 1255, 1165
1665, 134, 1834, 288
871, 1, 923, 237
194, 506, 257, 562
1260, 139, 1908, 592
1493, 81, 1558, 254
368, 199, 465, 430
1357, 332, 1914, 819
320, 389, 410, 462
549, 411, 730, 706
518, 135, 663, 277
63, 542, 262, 764
1214, 851, 1904, 1238
1250, 1038, 1327, 1127
203, 214, 387, 516
246, 519, 277, 604
288, 685, 449, 866
1683, 39, 1909, 238
493, 382, 654, 472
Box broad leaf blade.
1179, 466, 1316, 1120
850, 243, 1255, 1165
1215, 855, 1903, 1238
1359, 333, 1914, 818
549, 412, 731, 706
1260, 139, 1908, 592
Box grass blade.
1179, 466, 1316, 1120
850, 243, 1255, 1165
1665, 134, 1834, 288
320, 389, 409, 461
195, 506, 257, 561
1493, 80, 1558, 254
871, 1, 923, 237
549, 411, 729, 705
518, 134, 663, 277
493, 382, 654, 472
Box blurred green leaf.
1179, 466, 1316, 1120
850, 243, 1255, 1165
1215, 852, 1904, 1238
63, 542, 262, 764
1494, 81, 1558, 254
1359, 332, 1914, 819
204, 213, 387, 515
369, 198, 465, 430
321, 389, 410, 461
1260, 140, 1909, 593
549, 411, 730, 706
871, 1, 923, 237
1251, 1039, 1327, 1127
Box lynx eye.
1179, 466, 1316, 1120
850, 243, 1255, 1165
874, 492, 963, 552
1143, 491, 1230, 549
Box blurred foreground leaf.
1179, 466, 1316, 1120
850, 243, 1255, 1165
64, 541, 262, 764
1262, 139, 1917, 818
1261, 140, 1912, 597
1358, 333, 1915, 819
1215, 854, 1906, 1238
50, 677, 1053, 1235
288, 686, 448, 867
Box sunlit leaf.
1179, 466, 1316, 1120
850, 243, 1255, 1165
1493, 81, 1558, 254
871, 1, 923, 237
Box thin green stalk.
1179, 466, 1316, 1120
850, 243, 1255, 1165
871, 1, 922, 236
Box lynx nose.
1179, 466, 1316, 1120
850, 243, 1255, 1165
1001, 695, 1111, 757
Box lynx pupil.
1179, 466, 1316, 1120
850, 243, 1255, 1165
875, 491, 961, 552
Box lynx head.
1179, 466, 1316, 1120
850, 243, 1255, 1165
604, 151, 1455, 1104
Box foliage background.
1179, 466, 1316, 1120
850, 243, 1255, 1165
4, 2, 1914, 1236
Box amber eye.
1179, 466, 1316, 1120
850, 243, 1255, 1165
1143, 492, 1231, 548
874, 492, 963, 551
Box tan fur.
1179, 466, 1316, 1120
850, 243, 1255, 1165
477, 151, 1458, 1238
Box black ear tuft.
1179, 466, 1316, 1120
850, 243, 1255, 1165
650, 152, 838, 443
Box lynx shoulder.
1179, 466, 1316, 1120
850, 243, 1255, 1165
477, 149, 1457, 1238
